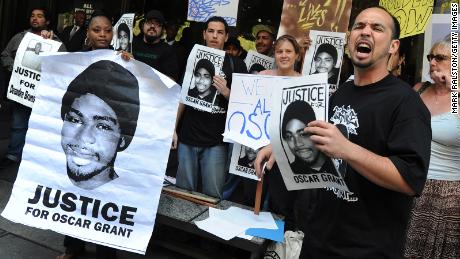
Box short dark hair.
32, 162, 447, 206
194, 59, 215, 77
315, 43, 338, 65
30, 7, 50, 22
282, 100, 316, 138
118, 23, 130, 39
61, 60, 140, 151
368, 6, 400, 39
75, 10, 86, 16
249, 63, 265, 74
204, 16, 228, 34
88, 10, 112, 27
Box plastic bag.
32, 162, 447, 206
264, 230, 304, 259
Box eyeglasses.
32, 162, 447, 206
426, 54, 450, 62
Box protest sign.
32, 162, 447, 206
422, 14, 457, 82
1, 50, 180, 254
270, 73, 348, 191
277, 0, 352, 42
181, 44, 226, 113
188, 0, 239, 26
302, 30, 346, 94
379, 0, 434, 38
7, 32, 62, 108
245, 50, 275, 74
224, 74, 292, 150
111, 13, 135, 52
229, 144, 260, 180
434, 0, 458, 14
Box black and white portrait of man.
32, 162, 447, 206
117, 22, 131, 52
187, 58, 216, 104
21, 40, 52, 71
60, 60, 140, 190
311, 43, 339, 84
281, 100, 334, 175
237, 145, 259, 169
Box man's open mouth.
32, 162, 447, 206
357, 42, 372, 54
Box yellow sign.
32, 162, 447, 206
380, 0, 434, 38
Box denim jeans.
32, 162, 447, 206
6, 102, 31, 161
176, 142, 228, 198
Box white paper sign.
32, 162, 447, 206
111, 13, 135, 52
187, 0, 239, 26
224, 74, 290, 150
422, 14, 456, 82
244, 50, 275, 74
302, 30, 346, 94
270, 74, 348, 191
229, 143, 260, 180
7, 32, 62, 107
1, 50, 181, 254
181, 44, 226, 113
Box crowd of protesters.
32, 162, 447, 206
0, 4, 458, 259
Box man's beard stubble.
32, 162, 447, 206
145, 35, 160, 44
66, 157, 116, 182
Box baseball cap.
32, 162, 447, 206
252, 24, 275, 38
145, 10, 165, 24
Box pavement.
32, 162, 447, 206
0, 101, 251, 259
0, 103, 185, 259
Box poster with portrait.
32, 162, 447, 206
7, 32, 62, 108
302, 30, 346, 93
277, 0, 352, 43
270, 73, 348, 191
422, 14, 457, 82
1, 50, 181, 254
245, 50, 275, 74
223, 74, 291, 150
187, 0, 239, 26
111, 13, 135, 53
229, 144, 260, 180
181, 44, 226, 113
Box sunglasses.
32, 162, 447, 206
426, 54, 450, 62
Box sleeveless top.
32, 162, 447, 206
418, 82, 460, 180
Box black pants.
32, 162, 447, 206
64, 235, 117, 259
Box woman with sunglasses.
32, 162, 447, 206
404, 35, 460, 259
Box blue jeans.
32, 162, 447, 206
6, 102, 31, 161
176, 142, 228, 198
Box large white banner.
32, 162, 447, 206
302, 30, 346, 94
224, 74, 291, 150
111, 13, 135, 53
181, 44, 226, 113
244, 50, 275, 74
270, 74, 348, 191
188, 0, 239, 26
1, 50, 180, 254
7, 32, 62, 107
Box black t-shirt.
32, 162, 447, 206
132, 36, 179, 80
179, 55, 247, 147
301, 74, 431, 259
